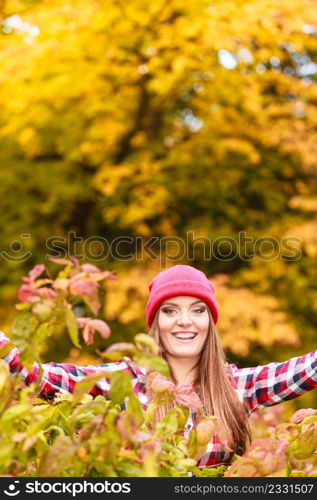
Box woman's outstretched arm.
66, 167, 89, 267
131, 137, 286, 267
229, 350, 317, 413
0, 330, 145, 401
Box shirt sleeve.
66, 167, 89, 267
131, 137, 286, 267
229, 351, 317, 413
0, 330, 143, 401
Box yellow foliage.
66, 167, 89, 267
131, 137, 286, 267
212, 274, 300, 356
18, 127, 41, 158
96, 164, 133, 197
289, 197, 317, 212
1, 0, 317, 364
286, 222, 317, 258
104, 265, 162, 325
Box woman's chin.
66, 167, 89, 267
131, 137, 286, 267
170, 348, 201, 358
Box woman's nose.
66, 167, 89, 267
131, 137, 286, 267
176, 311, 192, 325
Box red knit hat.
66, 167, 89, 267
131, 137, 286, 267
145, 265, 218, 326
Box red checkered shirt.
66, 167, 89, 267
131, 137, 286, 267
1, 331, 316, 468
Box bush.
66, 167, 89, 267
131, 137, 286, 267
0, 260, 316, 477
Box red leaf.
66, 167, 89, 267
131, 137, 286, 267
28, 264, 45, 282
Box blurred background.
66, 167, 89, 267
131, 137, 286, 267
0, 0, 317, 412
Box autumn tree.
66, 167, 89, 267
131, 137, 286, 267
0, 0, 317, 405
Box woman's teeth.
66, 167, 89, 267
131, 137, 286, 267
173, 333, 196, 339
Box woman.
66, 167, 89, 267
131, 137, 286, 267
1, 264, 317, 469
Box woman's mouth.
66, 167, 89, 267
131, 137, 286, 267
172, 331, 198, 343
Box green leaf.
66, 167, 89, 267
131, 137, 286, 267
143, 450, 159, 477
0, 342, 14, 359
109, 371, 133, 405
11, 310, 42, 370
135, 353, 170, 377
117, 461, 145, 477
57, 265, 72, 279
12, 310, 38, 352
161, 441, 184, 461
0, 442, 14, 462
144, 402, 159, 428
0, 403, 31, 424
34, 431, 50, 455
175, 406, 189, 429
0, 359, 10, 393
125, 394, 144, 426
188, 429, 199, 457
301, 415, 317, 425
290, 422, 317, 460
97, 351, 130, 362
155, 408, 178, 438
134, 333, 159, 355
64, 308, 81, 348
178, 458, 197, 468
196, 465, 228, 477
73, 372, 108, 404
15, 302, 31, 311
36, 322, 55, 342
37, 435, 76, 477
97, 343, 138, 361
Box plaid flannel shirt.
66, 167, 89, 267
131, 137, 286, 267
1, 330, 316, 469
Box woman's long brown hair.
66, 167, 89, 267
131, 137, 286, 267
147, 307, 251, 456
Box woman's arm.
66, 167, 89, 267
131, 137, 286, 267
229, 351, 317, 413
0, 330, 143, 400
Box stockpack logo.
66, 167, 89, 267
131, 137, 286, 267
4, 481, 20, 496
2, 480, 131, 497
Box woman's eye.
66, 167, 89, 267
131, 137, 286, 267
193, 307, 206, 314
162, 307, 175, 314
162, 306, 206, 314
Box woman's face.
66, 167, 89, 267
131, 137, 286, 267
157, 296, 209, 360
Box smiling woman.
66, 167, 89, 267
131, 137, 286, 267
144, 266, 317, 468
145, 266, 252, 465
0, 264, 317, 471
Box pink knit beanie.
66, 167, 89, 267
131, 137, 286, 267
145, 265, 218, 326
